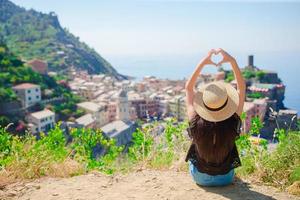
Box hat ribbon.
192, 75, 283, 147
203, 97, 228, 112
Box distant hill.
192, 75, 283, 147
0, 0, 126, 79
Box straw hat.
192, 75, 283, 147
193, 81, 239, 122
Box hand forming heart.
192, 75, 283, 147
210, 51, 224, 66
204, 48, 234, 67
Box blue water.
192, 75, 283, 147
107, 52, 300, 114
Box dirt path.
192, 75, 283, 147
1, 170, 299, 200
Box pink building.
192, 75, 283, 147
242, 99, 267, 133
253, 98, 267, 121
243, 102, 256, 133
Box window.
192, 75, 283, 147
28, 97, 31, 101
50, 116, 52, 120
36, 88, 39, 92
27, 90, 31, 93
36, 96, 39, 99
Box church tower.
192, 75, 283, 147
117, 89, 130, 121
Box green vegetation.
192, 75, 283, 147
247, 92, 265, 99
225, 69, 266, 83
225, 71, 234, 82
0, 124, 123, 179
0, 119, 189, 180
242, 69, 256, 79
236, 129, 300, 190
249, 116, 264, 136
256, 70, 266, 81
128, 119, 189, 169
0, 0, 120, 77
0, 43, 83, 127
0, 44, 42, 102
236, 115, 300, 193
0, 116, 299, 195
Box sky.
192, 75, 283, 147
10, 0, 300, 111
11, 0, 300, 58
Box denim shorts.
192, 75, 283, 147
188, 160, 234, 186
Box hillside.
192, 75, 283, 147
0, 0, 125, 79
1, 170, 299, 200
0, 43, 83, 129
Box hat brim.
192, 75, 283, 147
193, 82, 239, 122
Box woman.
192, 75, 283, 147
185, 48, 246, 186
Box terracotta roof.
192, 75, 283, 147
13, 83, 40, 90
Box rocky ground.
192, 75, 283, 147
1, 170, 299, 200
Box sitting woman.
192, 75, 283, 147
185, 48, 246, 186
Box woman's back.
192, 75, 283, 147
188, 113, 241, 164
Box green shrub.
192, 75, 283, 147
0, 126, 13, 167
261, 132, 300, 187
225, 71, 234, 83
128, 126, 154, 162
243, 69, 256, 79
70, 128, 124, 175
290, 166, 300, 183
256, 71, 265, 81
247, 92, 265, 99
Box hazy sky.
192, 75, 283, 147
9, 1, 300, 111
11, 0, 300, 58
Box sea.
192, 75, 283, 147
108, 52, 300, 115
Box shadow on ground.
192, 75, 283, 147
200, 178, 275, 200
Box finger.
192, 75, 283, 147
208, 49, 215, 55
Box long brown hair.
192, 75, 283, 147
189, 112, 241, 164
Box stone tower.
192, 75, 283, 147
117, 89, 130, 121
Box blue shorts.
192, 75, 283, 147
188, 160, 234, 186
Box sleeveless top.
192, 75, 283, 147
185, 114, 242, 176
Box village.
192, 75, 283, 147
5, 55, 298, 147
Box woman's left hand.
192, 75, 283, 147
201, 49, 217, 66
215, 48, 235, 66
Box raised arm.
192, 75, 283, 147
185, 49, 216, 120
217, 48, 246, 116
